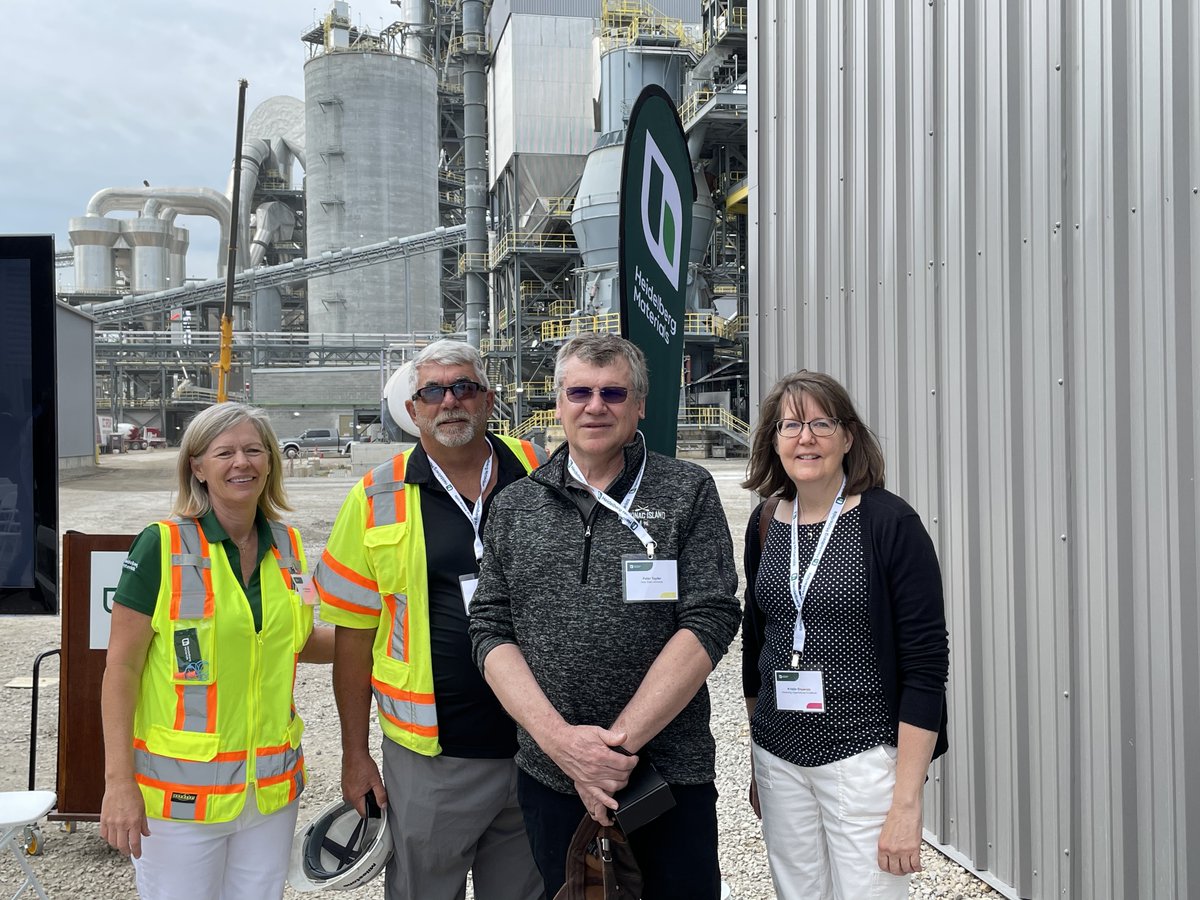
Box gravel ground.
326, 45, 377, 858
0, 449, 996, 898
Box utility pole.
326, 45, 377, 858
216, 79, 248, 403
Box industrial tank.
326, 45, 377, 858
304, 48, 439, 335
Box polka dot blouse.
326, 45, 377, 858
751, 507, 897, 767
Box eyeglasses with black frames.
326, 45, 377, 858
412, 381, 485, 404
775, 417, 841, 439
562, 386, 631, 404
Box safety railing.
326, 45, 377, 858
480, 337, 515, 353
539, 312, 742, 342
457, 252, 489, 275
512, 409, 560, 440
678, 406, 750, 440
540, 313, 621, 342
487, 417, 510, 436
490, 231, 578, 268
505, 378, 556, 402
544, 196, 575, 218
448, 34, 490, 57
547, 297, 576, 315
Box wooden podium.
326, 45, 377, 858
56, 531, 134, 821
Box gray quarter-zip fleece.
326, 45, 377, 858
469, 436, 741, 792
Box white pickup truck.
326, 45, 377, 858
278, 428, 346, 458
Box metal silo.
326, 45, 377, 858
304, 9, 439, 336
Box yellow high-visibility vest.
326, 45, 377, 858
316, 436, 540, 755
133, 517, 313, 823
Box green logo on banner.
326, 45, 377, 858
619, 85, 694, 457
640, 132, 684, 288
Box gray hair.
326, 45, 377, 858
410, 339, 489, 390
553, 333, 649, 398
172, 402, 291, 519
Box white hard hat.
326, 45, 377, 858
288, 794, 392, 893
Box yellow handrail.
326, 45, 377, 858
490, 231, 578, 268
540, 313, 621, 342
678, 406, 750, 438
512, 409, 560, 440
544, 196, 575, 217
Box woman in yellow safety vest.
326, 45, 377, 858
100, 402, 334, 899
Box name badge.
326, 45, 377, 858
621, 555, 679, 603
774, 669, 825, 712
291, 572, 318, 606
459, 574, 479, 613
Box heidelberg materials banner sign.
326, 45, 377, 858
618, 84, 695, 457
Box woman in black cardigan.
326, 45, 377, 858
741, 370, 948, 900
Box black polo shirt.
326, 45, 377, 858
405, 434, 531, 758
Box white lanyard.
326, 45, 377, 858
565, 436, 656, 557
427, 449, 494, 563
789, 475, 847, 663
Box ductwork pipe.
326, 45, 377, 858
86, 187, 232, 275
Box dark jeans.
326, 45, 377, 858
516, 769, 721, 900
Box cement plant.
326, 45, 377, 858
56, 0, 750, 466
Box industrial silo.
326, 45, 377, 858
303, 5, 439, 336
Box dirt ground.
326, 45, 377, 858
0, 448, 991, 899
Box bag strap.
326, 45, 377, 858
758, 496, 782, 554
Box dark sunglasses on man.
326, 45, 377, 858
411, 380, 485, 404
561, 386, 631, 404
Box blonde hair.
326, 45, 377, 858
742, 370, 885, 500
171, 402, 291, 519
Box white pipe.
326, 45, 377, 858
86, 187, 232, 275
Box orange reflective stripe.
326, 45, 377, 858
173, 682, 217, 733
517, 439, 541, 470
371, 677, 438, 737
319, 550, 379, 594
167, 524, 183, 619
142, 775, 244, 796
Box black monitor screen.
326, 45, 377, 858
0, 235, 57, 614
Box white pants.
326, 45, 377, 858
132, 791, 300, 900
752, 742, 911, 900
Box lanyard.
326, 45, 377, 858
427, 449, 494, 563
565, 435, 656, 557
789, 475, 847, 663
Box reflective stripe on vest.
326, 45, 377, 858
163, 520, 218, 734
372, 678, 438, 737
383, 593, 408, 661
364, 455, 406, 528
135, 741, 247, 788
268, 521, 301, 592
315, 550, 382, 615
256, 741, 304, 784
174, 682, 216, 733
166, 519, 214, 620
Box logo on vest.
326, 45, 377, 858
170, 792, 198, 803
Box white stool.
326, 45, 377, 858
0, 791, 55, 899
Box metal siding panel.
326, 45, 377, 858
752, 1, 1199, 898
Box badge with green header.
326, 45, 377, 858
621, 553, 679, 603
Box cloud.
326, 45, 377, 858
1, 0, 398, 280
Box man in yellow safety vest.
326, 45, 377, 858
315, 339, 546, 900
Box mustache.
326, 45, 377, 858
434, 411, 473, 425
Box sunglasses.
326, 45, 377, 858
562, 386, 631, 404
412, 381, 485, 404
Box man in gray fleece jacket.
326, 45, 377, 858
469, 334, 740, 900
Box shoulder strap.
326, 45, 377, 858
758, 496, 782, 553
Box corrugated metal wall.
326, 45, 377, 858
749, 2, 1199, 898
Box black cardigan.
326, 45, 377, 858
741, 487, 949, 760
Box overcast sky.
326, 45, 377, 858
3, 0, 399, 283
